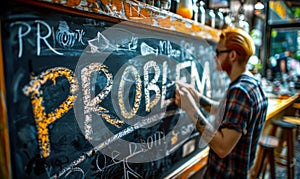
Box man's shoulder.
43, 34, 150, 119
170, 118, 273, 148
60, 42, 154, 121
230, 74, 260, 90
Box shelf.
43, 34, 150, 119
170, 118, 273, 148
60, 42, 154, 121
18, 0, 220, 42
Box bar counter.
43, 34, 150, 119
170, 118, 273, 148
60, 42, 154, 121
263, 92, 300, 134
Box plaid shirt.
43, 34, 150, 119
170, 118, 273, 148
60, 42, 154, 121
204, 74, 268, 178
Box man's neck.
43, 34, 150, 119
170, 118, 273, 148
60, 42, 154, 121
228, 65, 247, 82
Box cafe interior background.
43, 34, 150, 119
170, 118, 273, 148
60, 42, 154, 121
207, 0, 300, 98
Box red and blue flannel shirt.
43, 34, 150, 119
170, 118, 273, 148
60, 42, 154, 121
204, 74, 268, 178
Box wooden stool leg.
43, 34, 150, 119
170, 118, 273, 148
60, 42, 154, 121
268, 148, 276, 179
286, 129, 295, 179
297, 126, 300, 140
262, 156, 269, 179
256, 135, 279, 179
276, 128, 285, 155
252, 147, 263, 178
258, 149, 267, 178
270, 125, 277, 136
271, 120, 297, 179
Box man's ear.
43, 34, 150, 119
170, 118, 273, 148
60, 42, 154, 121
230, 50, 239, 62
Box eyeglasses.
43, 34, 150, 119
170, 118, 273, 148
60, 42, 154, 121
215, 49, 232, 56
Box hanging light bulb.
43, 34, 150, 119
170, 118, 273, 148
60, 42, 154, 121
254, 0, 264, 10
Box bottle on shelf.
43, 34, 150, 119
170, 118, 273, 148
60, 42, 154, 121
177, 0, 193, 19
160, 0, 171, 11
198, 0, 205, 25
208, 9, 215, 28
215, 9, 224, 29
154, 0, 161, 8
170, 0, 180, 13
193, 0, 198, 22
223, 11, 234, 28
237, 14, 249, 33
146, 0, 154, 6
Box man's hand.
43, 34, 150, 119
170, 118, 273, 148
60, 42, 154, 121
175, 81, 200, 106
175, 81, 219, 113
175, 84, 200, 124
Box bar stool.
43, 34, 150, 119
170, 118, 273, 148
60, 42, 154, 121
256, 135, 279, 179
283, 116, 300, 140
271, 119, 297, 179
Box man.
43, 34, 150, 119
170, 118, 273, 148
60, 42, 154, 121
175, 27, 268, 178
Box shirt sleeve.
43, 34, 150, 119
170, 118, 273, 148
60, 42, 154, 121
220, 87, 251, 135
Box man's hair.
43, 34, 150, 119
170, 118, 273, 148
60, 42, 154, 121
219, 27, 255, 64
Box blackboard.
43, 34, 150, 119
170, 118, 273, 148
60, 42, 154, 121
1, 1, 224, 178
